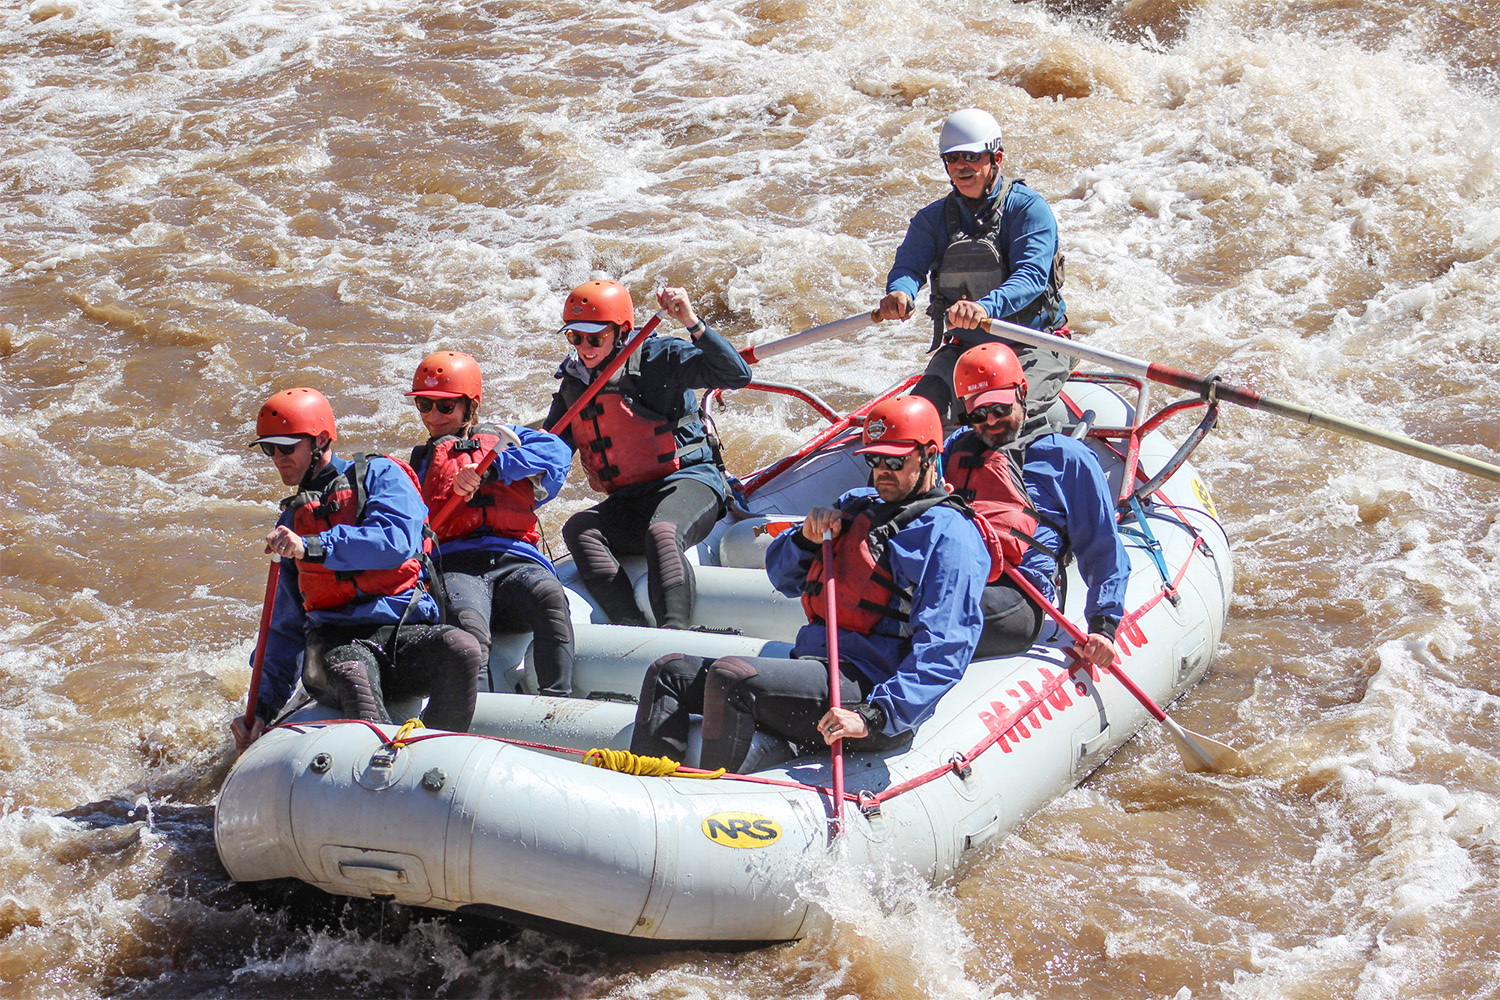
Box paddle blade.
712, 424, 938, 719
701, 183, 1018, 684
1163, 716, 1248, 774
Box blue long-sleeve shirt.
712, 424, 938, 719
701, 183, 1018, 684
942, 430, 1129, 629
255, 453, 440, 719
409, 424, 571, 572
886, 178, 1064, 345
546, 325, 753, 500
764, 489, 987, 738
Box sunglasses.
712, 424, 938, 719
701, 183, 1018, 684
258, 441, 301, 457
864, 452, 913, 471
414, 397, 462, 414
564, 330, 611, 348
941, 150, 990, 165
960, 401, 1015, 424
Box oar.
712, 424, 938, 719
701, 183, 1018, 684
739, 309, 881, 364
822, 528, 846, 837
241, 560, 281, 733
431, 310, 667, 525
978, 317, 1500, 484
1000, 563, 1246, 774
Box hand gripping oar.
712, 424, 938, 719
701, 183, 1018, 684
978, 317, 1500, 484
1000, 563, 1246, 774
822, 529, 846, 837
242, 560, 281, 732
739, 309, 881, 364
431, 310, 667, 525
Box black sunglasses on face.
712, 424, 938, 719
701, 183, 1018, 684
864, 452, 912, 471
960, 401, 1015, 424
942, 151, 989, 164
258, 441, 301, 457
414, 397, 461, 414
564, 330, 610, 348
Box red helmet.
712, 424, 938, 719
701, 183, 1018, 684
251, 387, 336, 447
562, 280, 634, 334
954, 342, 1026, 410
857, 395, 944, 456
408, 351, 482, 403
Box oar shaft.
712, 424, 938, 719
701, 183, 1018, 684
823, 530, 845, 834
740, 309, 880, 364
978, 317, 1500, 484
243, 560, 281, 729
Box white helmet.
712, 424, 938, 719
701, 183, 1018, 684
938, 108, 1004, 156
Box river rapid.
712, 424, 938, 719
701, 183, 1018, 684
3, 0, 1499, 997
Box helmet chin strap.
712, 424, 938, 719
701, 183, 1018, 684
898, 449, 939, 504
300, 437, 331, 492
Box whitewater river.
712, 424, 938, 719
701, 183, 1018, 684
3, 0, 1499, 997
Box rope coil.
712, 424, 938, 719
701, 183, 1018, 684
583, 747, 725, 778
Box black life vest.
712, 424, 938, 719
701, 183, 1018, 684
412, 424, 540, 545
926, 179, 1066, 350
285, 455, 431, 613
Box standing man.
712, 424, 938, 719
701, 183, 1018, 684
549, 281, 752, 630
880, 108, 1071, 425
629, 395, 988, 772
233, 387, 485, 752
942, 343, 1129, 670
406, 351, 576, 696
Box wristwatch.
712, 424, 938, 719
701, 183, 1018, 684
301, 536, 326, 562
853, 701, 887, 734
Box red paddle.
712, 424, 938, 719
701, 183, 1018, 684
242, 560, 280, 731
822, 529, 846, 836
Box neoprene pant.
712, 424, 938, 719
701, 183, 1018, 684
976, 574, 1045, 659
562, 477, 723, 629
301, 622, 485, 733
631, 652, 907, 773
442, 551, 574, 696
913, 340, 1074, 424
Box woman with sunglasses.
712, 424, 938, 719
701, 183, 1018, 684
405, 351, 575, 696
941, 342, 1128, 671
877, 108, 1072, 427
234, 387, 485, 752
546, 280, 752, 629
629, 394, 989, 772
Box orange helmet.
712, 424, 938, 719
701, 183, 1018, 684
408, 351, 482, 403
857, 395, 944, 456
954, 342, 1026, 410
250, 387, 336, 447
561, 280, 634, 334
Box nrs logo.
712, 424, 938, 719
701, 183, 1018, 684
701, 811, 782, 848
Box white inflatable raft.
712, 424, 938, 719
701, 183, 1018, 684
215, 375, 1234, 945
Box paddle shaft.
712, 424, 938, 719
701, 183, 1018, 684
242, 560, 280, 729
430, 311, 667, 525
999, 563, 1168, 724
822, 530, 846, 834
739, 309, 880, 364
977, 317, 1500, 484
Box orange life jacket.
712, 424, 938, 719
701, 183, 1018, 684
413, 424, 540, 545
564, 353, 703, 494
944, 433, 1040, 576
286, 454, 429, 613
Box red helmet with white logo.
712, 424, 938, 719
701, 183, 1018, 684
561, 280, 635, 335
954, 342, 1026, 410
856, 395, 944, 457
408, 351, 482, 403
250, 387, 336, 447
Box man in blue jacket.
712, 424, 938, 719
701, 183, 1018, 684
879, 108, 1072, 424
548, 282, 752, 630
629, 395, 987, 772
232, 387, 485, 752
941, 344, 1129, 669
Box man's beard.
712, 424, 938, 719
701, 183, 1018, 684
976, 425, 1018, 449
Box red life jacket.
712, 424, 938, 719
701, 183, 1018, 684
414, 424, 540, 545
801, 493, 986, 635
286, 454, 429, 613
944, 433, 1039, 576
565, 353, 702, 494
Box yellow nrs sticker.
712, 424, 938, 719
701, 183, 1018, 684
1192, 477, 1218, 520
701, 811, 782, 848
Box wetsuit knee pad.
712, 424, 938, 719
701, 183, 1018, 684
645, 521, 688, 590
705, 656, 759, 712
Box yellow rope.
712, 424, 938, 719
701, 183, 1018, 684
390, 718, 425, 748
583, 747, 725, 778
